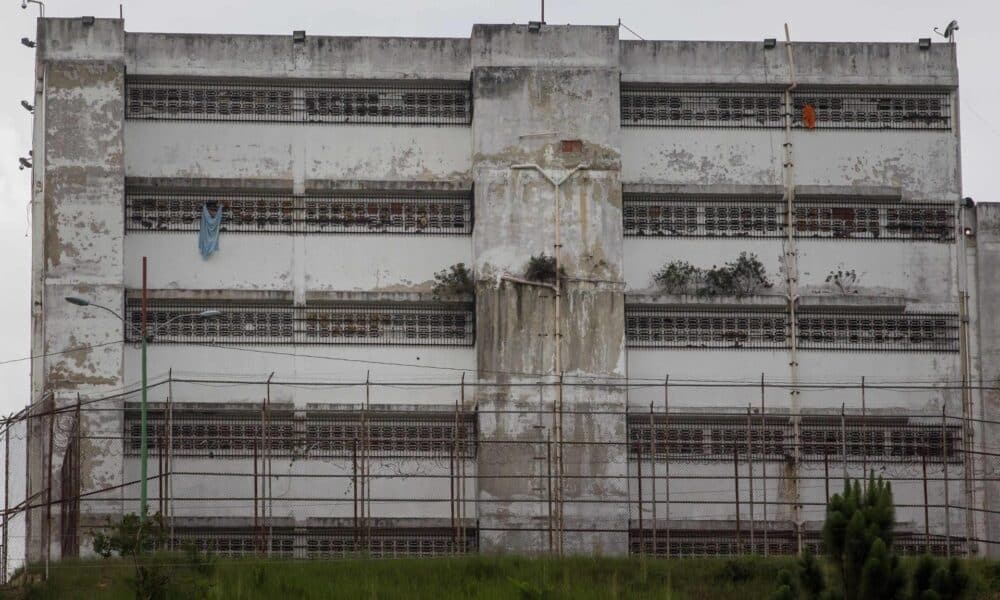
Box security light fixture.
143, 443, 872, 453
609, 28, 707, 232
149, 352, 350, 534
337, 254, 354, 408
20, 100, 33, 112
65, 296, 90, 306
20, 37, 35, 48
918, 38, 931, 50
764, 38, 777, 49
18, 157, 32, 170
81, 15, 95, 25
528, 21, 543, 33
964, 227, 974, 237
963, 197, 975, 207
293, 30, 306, 43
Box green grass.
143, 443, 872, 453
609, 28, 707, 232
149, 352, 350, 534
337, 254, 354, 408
5, 555, 1000, 600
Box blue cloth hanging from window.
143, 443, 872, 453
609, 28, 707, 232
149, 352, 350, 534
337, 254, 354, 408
199, 203, 223, 258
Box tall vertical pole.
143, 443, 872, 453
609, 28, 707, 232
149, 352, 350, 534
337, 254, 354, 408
734, 446, 742, 554
664, 375, 670, 558
166, 370, 174, 546
140, 256, 149, 522
636, 443, 643, 555
46, 404, 53, 579
943, 405, 951, 558
747, 405, 755, 553
923, 452, 930, 554
352, 436, 359, 553
253, 440, 259, 556
75, 394, 81, 556
3, 420, 10, 585
861, 377, 867, 486
649, 402, 657, 556
265, 372, 274, 557
841, 404, 848, 482
782, 23, 802, 556
547, 431, 553, 554
761, 373, 768, 557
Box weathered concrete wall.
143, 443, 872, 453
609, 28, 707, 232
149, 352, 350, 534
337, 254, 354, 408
29, 17, 126, 562
471, 24, 628, 554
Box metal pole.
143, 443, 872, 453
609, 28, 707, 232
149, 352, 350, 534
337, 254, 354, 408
449, 439, 456, 554
265, 372, 273, 557
167, 370, 174, 547
841, 404, 848, 482
557, 371, 564, 556
943, 405, 951, 558
253, 440, 259, 556
140, 256, 149, 522
75, 394, 81, 556
547, 431, 553, 554
45, 403, 53, 579
649, 402, 657, 556
3, 420, 10, 585
760, 373, 767, 557
747, 405, 755, 553
664, 375, 670, 558
861, 377, 867, 486
734, 446, 741, 554
459, 373, 465, 553
352, 436, 358, 553
824, 452, 830, 504
636, 442, 643, 555
923, 451, 930, 554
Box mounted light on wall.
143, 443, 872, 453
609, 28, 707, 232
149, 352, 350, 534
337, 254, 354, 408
919, 38, 932, 50
18, 157, 32, 170
527, 21, 543, 33
20, 100, 33, 113
292, 30, 306, 43
20, 37, 35, 48
764, 38, 777, 49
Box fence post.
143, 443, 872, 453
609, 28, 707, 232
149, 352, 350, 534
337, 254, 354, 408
747, 404, 755, 553
760, 373, 767, 557
943, 405, 951, 558
664, 375, 670, 558
923, 451, 930, 555
649, 402, 657, 556
734, 446, 741, 554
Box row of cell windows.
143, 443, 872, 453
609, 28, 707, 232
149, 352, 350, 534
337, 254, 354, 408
628, 419, 961, 462
126, 78, 951, 131
624, 199, 955, 241
625, 311, 959, 351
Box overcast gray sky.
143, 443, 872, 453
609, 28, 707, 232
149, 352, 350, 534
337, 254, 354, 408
0, 0, 998, 418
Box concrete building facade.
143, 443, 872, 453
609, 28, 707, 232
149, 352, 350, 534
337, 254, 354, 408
24, 17, 1000, 560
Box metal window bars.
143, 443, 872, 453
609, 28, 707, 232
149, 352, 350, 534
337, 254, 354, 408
623, 194, 955, 242
125, 188, 473, 235
625, 306, 960, 352
125, 404, 477, 459
621, 85, 952, 130
626, 413, 961, 463
629, 527, 964, 557
307, 527, 478, 558
125, 76, 472, 125
125, 299, 475, 346
167, 527, 295, 557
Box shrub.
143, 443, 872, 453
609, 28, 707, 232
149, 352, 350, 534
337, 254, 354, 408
653, 260, 699, 294
911, 555, 971, 600
92, 513, 171, 600
525, 254, 564, 283
432, 263, 475, 297
653, 253, 772, 297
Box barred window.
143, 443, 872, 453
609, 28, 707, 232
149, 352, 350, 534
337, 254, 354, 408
625, 308, 788, 349
125, 189, 472, 235
125, 298, 475, 346
307, 527, 477, 558
126, 404, 477, 459
885, 206, 954, 241
168, 528, 294, 557
623, 194, 784, 238
627, 414, 960, 463
621, 85, 951, 130
126, 77, 472, 125
794, 206, 880, 238
796, 313, 959, 352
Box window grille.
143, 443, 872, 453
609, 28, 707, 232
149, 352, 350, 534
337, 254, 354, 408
125, 188, 473, 235
623, 194, 784, 238
621, 86, 783, 128
126, 77, 472, 125
627, 414, 960, 463
622, 195, 954, 242
168, 527, 294, 557
630, 528, 962, 557
625, 307, 788, 349
125, 298, 475, 346
306, 410, 477, 458
126, 404, 477, 459
796, 313, 959, 352
625, 306, 959, 352
621, 85, 951, 130
307, 527, 477, 558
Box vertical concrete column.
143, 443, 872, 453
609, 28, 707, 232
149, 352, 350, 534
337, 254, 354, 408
471, 25, 628, 554
973, 204, 1000, 557
28, 18, 125, 561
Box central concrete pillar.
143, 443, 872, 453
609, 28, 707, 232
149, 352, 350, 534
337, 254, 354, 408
471, 24, 628, 554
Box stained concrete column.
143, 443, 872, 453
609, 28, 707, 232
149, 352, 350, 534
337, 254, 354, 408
471, 24, 628, 554
28, 17, 125, 561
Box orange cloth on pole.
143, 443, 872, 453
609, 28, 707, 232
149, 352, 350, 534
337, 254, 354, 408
802, 104, 817, 129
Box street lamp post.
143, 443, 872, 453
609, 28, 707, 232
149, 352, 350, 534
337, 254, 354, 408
65, 296, 220, 521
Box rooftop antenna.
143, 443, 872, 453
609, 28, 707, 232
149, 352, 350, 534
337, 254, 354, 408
933, 19, 959, 42
21, 0, 45, 17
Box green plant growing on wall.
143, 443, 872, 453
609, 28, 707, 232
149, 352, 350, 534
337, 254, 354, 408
825, 269, 859, 295
525, 254, 565, 283
432, 263, 475, 297
653, 260, 700, 294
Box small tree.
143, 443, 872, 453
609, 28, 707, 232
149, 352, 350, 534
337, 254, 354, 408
93, 513, 170, 600
823, 472, 904, 600
653, 260, 699, 294
911, 554, 971, 600
524, 254, 564, 283
432, 263, 474, 297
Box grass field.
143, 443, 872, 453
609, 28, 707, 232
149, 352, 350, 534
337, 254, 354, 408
4, 554, 1000, 599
